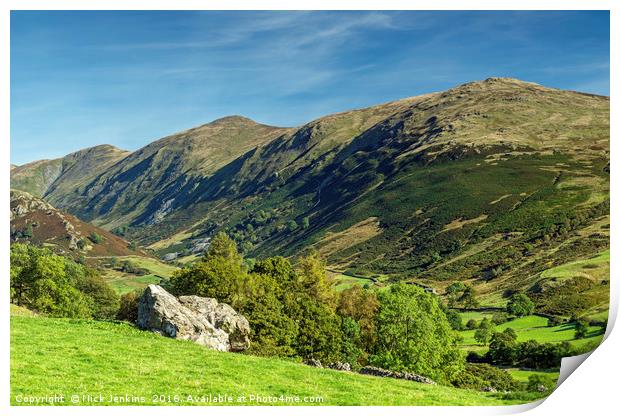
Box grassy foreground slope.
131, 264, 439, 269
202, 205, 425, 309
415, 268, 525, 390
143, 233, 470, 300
11, 316, 525, 406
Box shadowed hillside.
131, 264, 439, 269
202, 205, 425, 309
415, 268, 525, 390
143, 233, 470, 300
19, 116, 293, 229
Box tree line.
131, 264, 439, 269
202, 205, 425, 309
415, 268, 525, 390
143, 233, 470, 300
13, 233, 594, 392
159, 232, 463, 383
10, 236, 465, 384
10, 243, 119, 319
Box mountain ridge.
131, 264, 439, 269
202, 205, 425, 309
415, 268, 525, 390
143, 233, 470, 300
11, 144, 130, 199
11, 77, 608, 175
11, 77, 609, 314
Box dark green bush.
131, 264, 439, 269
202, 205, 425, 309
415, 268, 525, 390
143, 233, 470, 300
370, 284, 464, 383
116, 290, 142, 323
466, 319, 478, 329
88, 232, 104, 244
445, 309, 463, 330
527, 374, 556, 392
574, 319, 589, 339
507, 293, 535, 317
452, 363, 519, 392
492, 312, 509, 325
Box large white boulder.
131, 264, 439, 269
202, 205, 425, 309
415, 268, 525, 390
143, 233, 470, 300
137, 285, 250, 352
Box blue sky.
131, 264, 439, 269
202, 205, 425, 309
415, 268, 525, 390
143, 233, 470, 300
11, 10, 609, 165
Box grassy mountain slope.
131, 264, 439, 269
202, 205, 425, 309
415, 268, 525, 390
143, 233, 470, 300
48, 116, 291, 229
133, 78, 608, 314
11, 144, 129, 198
11, 78, 609, 315
10, 315, 530, 406
10, 158, 64, 197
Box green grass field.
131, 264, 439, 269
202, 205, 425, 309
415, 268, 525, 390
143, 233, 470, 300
327, 269, 391, 292
458, 314, 604, 349
10, 315, 531, 406
112, 256, 179, 277
100, 256, 178, 294
541, 250, 609, 280
585, 310, 609, 321
330, 274, 374, 291
459, 311, 492, 322
107, 274, 164, 295
506, 368, 559, 384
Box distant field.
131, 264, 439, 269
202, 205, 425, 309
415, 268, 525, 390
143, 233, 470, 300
327, 268, 393, 292
585, 310, 609, 321
115, 256, 179, 277
107, 274, 165, 295
506, 368, 559, 385
458, 315, 604, 350
147, 229, 194, 250
177, 254, 199, 264
99, 256, 178, 294
459, 311, 493, 322
10, 316, 527, 406
541, 249, 609, 281
328, 272, 373, 292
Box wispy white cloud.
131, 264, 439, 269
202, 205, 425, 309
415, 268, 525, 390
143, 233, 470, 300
11, 11, 610, 164
80, 12, 401, 101
289, 12, 395, 48
98, 11, 396, 52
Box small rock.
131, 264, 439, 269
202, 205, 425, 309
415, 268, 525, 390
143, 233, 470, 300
161, 252, 179, 261
359, 366, 395, 378
305, 359, 323, 368
536, 384, 548, 393
401, 371, 436, 385
359, 366, 435, 385
328, 362, 351, 371
68, 235, 80, 250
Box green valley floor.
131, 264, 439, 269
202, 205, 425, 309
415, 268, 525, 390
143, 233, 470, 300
457, 314, 604, 352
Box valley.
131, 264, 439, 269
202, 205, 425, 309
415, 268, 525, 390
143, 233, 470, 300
9, 77, 610, 405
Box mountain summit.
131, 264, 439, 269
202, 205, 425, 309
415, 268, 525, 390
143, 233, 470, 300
208, 115, 265, 126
